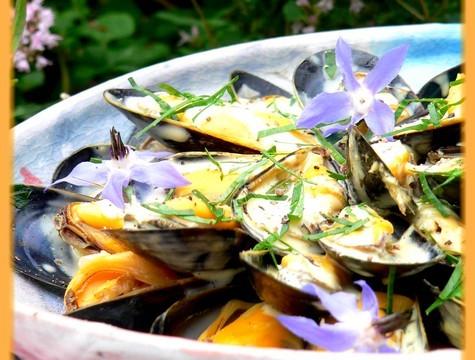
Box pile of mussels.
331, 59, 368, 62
14, 46, 463, 353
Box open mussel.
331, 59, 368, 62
64, 250, 181, 311
236, 146, 350, 254
104, 79, 316, 154
239, 250, 349, 315
153, 282, 305, 349
393, 70, 464, 160
13, 185, 96, 288
347, 126, 418, 216
315, 204, 444, 277
54, 151, 268, 273
67, 277, 206, 332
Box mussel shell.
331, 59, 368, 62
347, 126, 418, 216
230, 70, 291, 99
417, 64, 463, 99
103, 89, 260, 154
239, 250, 325, 316
151, 282, 258, 336
236, 147, 349, 255
67, 278, 205, 332
13, 186, 94, 288
293, 48, 421, 116
105, 228, 253, 273
439, 298, 463, 349
318, 217, 445, 277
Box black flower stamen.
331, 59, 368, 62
110, 127, 129, 160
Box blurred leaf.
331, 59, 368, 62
92, 13, 136, 42
16, 71, 45, 92
283, 1, 304, 22
12, 0, 27, 52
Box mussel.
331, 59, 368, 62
236, 147, 350, 254
103, 82, 316, 154
13, 185, 95, 288
316, 205, 444, 277
239, 250, 349, 315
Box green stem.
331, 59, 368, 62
12, 0, 27, 53
386, 266, 397, 315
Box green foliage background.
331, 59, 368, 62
14, 0, 460, 124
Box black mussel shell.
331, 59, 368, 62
151, 281, 258, 336
230, 70, 291, 99
67, 278, 206, 332
103, 89, 260, 154
13, 185, 94, 288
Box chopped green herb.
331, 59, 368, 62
218, 158, 269, 204
419, 173, 452, 217
449, 78, 464, 87
426, 259, 463, 315
266, 178, 292, 194
386, 265, 397, 314
313, 128, 346, 165
90, 157, 102, 164
257, 124, 297, 139
288, 181, 304, 221
159, 83, 193, 99
304, 218, 368, 241
124, 185, 135, 203
327, 170, 347, 181
205, 148, 224, 180
253, 223, 291, 267
135, 76, 239, 138
324, 50, 337, 79
164, 188, 175, 201
143, 203, 195, 216
128, 77, 172, 112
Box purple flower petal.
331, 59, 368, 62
365, 100, 395, 135
132, 149, 173, 162
335, 38, 360, 92
321, 122, 349, 137
297, 91, 352, 129
302, 283, 358, 322
130, 161, 190, 188
377, 343, 399, 353
355, 280, 379, 319
363, 44, 409, 94
101, 170, 130, 209
277, 315, 359, 352
50, 162, 108, 187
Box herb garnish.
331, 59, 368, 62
128, 77, 172, 113
324, 50, 337, 79
304, 218, 369, 241
426, 259, 463, 315
204, 148, 224, 180
419, 173, 452, 217
313, 128, 346, 165
288, 181, 304, 221
90, 157, 102, 164
386, 265, 397, 314
253, 223, 292, 267
131, 76, 239, 137
257, 124, 297, 139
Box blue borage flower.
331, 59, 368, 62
277, 280, 399, 353
50, 128, 190, 209
297, 38, 409, 137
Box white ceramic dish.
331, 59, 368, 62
14, 23, 462, 359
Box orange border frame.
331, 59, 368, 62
463, 0, 473, 360
1, 0, 12, 359
0, 3, 471, 360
